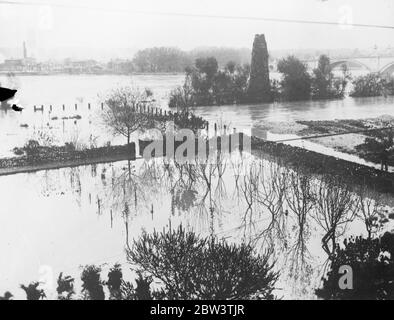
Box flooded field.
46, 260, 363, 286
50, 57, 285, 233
0, 149, 392, 299
0, 74, 393, 300
1, 73, 393, 160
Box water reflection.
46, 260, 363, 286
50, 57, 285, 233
0, 149, 393, 299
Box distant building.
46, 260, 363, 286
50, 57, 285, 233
0, 42, 37, 72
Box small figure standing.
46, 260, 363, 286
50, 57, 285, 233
380, 148, 389, 172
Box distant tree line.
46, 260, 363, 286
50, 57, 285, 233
107, 47, 252, 74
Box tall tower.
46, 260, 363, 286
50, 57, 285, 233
23, 41, 27, 59
247, 34, 272, 103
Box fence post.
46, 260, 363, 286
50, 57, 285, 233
88, 103, 91, 110
75, 104, 78, 111
63, 104, 65, 111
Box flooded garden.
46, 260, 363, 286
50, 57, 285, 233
0, 74, 394, 300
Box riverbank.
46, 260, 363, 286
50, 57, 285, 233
0, 143, 136, 176
259, 115, 394, 166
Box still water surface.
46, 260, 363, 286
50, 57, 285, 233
0, 74, 393, 299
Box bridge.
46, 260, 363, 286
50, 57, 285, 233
303, 56, 394, 80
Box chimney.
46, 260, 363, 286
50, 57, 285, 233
23, 41, 27, 59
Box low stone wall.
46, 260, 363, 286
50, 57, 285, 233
0, 143, 136, 171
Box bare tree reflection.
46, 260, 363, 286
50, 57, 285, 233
252, 161, 288, 248
313, 176, 358, 258
355, 184, 383, 239
285, 168, 315, 288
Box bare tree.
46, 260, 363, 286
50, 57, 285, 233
103, 87, 155, 144
355, 185, 382, 239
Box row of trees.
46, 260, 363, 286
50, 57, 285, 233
276, 56, 394, 100
274, 55, 350, 101
169, 54, 351, 108
120, 47, 252, 73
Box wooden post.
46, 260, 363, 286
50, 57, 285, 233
50, 105, 53, 112
62, 104, 65, 111
75, 104, 77, 111
88, 103, 91, 110
33, 105, 36, 112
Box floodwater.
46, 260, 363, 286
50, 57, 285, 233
0, 152, 385, 299
0, 73, 393, 159
0, 74, 185, 157
0, 74, 393, 299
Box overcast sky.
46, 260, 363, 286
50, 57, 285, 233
0, 0, 393, 59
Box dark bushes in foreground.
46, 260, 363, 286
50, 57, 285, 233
3, 227, 278, 300
128, 226, 278, 300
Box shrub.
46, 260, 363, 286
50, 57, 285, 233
127, 226, 278, 300
80, 265, 105, 300
311, 55, 348, 100
350, 74, 387, 97
0, 292, 13, 300
12, 147, 25, 156
56, 273, 75, 300
20, 282, 46, 300
316, 233, 394, 300
23, 140, 41, 157
277, 56, 311, 101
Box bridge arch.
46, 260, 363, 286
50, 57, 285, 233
329, 60, 371, 72
380, 62, 394, 79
